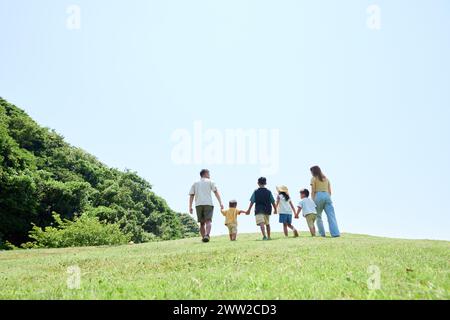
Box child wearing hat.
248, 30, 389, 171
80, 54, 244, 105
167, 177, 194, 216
276, 185, 299, 237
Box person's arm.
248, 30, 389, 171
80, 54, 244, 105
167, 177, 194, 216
247, 192, 256, 215
328, 181, 332, 195
189, 194, 195, 214
295, 206, 302, 219
289, 200, 296, 215
213, 190, 224, 210
246, 202, 254, 215
311, 179, 316, 201
271, 193, 277, 214
221, 208, 227, 215
238, 210, 247, 215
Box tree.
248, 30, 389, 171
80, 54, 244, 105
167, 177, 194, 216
0, 97, 199, 248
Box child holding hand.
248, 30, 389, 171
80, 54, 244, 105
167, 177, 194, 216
221, 200, 246, 241
276, 185, 299, 237
296, 189, 317, 237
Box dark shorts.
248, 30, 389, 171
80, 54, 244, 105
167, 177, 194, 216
279, 213, 292, 224
196, 205, 214, 223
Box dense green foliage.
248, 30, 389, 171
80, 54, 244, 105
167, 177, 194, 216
22, 213, 131, 248
0, 97, 198, 247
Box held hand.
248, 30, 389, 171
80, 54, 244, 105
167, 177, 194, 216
294, 215, 299, 219
189, 207, 193, 214
246, 210, 250, 215
220, 203, 224, 210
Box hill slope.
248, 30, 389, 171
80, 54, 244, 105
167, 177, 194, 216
0, 97, 198, 247
0, 233, 448, 299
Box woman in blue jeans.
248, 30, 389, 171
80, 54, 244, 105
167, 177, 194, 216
310, 166, 340, 237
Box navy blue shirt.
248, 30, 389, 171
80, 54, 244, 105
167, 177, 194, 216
250, 188, 275, 215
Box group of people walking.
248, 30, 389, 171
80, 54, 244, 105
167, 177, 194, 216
188, 166, 340, 242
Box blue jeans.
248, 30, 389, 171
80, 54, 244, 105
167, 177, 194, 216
314, 192, 340, 237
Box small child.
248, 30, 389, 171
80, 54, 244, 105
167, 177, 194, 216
246, 177, 277, 241
295, 188, 317, 236
221, 200, 246, 241
276, 186, 299, 237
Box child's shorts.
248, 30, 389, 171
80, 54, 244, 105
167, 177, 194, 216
305, 214, 316, 229
255, 214, 270, 226
279, 213, 292, 224
226, 223, 237, 234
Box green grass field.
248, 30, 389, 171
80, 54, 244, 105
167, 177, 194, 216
0, 233, 449, 300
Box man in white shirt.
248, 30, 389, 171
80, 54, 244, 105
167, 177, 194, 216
189, 169, 224, 242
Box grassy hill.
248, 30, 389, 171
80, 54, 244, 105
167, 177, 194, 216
0, 233, 448, 300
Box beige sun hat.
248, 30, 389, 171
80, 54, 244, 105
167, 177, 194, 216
276, 185, 289, 194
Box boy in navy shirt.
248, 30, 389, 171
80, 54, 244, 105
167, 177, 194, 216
246, 177, 277, 240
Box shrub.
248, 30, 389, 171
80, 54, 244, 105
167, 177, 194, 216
24, 213, 131, 248
1, 232, 21, 250
179, 213, 200, 238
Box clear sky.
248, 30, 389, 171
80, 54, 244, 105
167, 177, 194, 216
1, 0, 449, 240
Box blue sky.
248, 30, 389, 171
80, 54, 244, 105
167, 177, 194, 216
1, 0, 449, 240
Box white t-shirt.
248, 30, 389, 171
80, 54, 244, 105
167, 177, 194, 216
189, 178, 218, 206
298, 198, 317, 217
277, 194, 293, 214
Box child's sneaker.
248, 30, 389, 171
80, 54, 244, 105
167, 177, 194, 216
294, 230, 299, 237
202, 235, 210, 243
262, 236, 268, 241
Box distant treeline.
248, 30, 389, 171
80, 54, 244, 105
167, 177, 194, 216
0, 98, 198, 249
